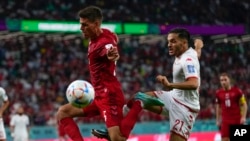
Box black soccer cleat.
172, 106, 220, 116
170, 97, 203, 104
91, 128, 111, 141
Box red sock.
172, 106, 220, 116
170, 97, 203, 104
120, 101, 142, 138
58, 117, 84, 141
58, 123, 66, 137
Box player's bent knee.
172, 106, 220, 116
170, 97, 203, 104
144, 91, 156, 97
56, 104, 78, 120
108, 126, 126, 141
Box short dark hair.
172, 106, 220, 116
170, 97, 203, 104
168, 27, 191, 43
78, 6, 103, 22
219, 72, 230, 78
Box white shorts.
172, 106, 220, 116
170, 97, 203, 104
13, 135, 29, 141
154, 90, 199, 140
0, 118, 6, 140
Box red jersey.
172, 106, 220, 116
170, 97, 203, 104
215, 86, 244, 121
88, 28, 121, 96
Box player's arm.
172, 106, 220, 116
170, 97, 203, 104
215, 102, 221, 126
239, 95, 248, 124
194, 38, 204, 59
0, 100, 9, 117
107, 45, 120, 61
10, 116, 15, 138
156, 75, 199, 90
27, 117, 30, 139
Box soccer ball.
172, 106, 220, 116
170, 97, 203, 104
66, 80, 95, 108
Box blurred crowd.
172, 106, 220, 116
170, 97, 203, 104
0, 0, 249, 126
0, 0, 249, 25
0, 34, 249, 126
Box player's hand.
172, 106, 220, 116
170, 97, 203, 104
216, 120, 221, 127
0, 111, 3, 118
194, 38, 204, 49
107, 46, 120, 61
194, 38, 204, 59
240, 117, 246, 124
156, 75, 171, 88
11, 132, 14, 138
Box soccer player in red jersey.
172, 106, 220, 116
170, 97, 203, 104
56, 6, 163, 141
215, 72, 248, 141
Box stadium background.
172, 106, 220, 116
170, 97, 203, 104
0, 0, 249, 140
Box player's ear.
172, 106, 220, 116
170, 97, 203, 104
95, 20, 101, 27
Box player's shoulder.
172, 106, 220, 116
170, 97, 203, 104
215, 88, 224, 95
0, 87, 6, 97
231, 86, 243, 93
181, 49, 198, 63
0, 87, 5, 94
98, 29, 117, 45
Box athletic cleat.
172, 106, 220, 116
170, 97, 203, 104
134, 92, 164, 107
91, 128, 110, 141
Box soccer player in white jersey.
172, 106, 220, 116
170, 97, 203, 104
10, 106, 30, 141
0, 87, 9, 141
92, 28, 203, 141
141, 27, 201, 141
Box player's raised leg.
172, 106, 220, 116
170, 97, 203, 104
92, 91, 164, 140
56, 104, 85, 141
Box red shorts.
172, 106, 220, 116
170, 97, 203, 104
83, 87, 125, 128
220, 119, 241, 138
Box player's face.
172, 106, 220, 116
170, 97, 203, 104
17, 107, 24, 114
220, 76, 230, 89
79, 18, 99, 39
167, 33, 187, 57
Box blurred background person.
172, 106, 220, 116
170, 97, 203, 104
0, 87, 10, 141
10, 106, 30, 141
215, 72, 248, 141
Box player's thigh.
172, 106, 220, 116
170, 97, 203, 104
143, 91, 169, 115
57, 101, 100, 119
221, 121, 233, 141
169, 102, 198, 140
0, 118, 6, 140
108, 126, 126, 141
95, 89, 124, 128
140, 91, 162, 113
56, 103, 86, 119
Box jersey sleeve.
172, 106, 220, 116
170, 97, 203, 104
0, 87, 8, 101
26, 115, 30, 126
10, 116, 16, 126
182, 57, 199, 79
98, 42, 118, 58
215, 90, 220, 104
235, 87, 246, 104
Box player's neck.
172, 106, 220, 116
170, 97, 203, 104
92, 28, 103, 40
224, 85, 231, 91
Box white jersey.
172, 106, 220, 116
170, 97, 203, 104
0, 87, 8, 140
10, 114, 30, 141
0, 87, 8, 104
172, 48, 200, 111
